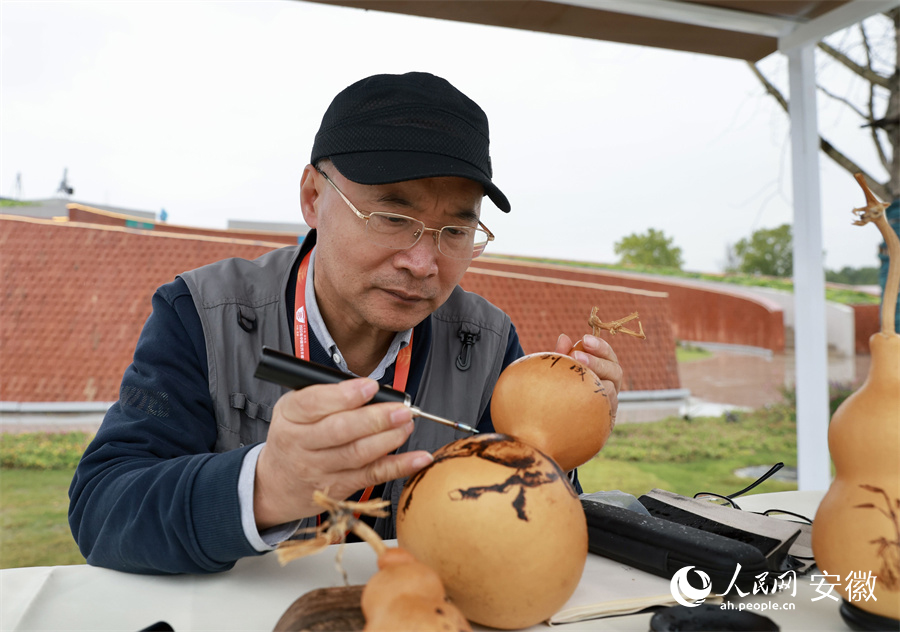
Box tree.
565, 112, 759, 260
727, 224, 794, 277
613, 228, 683, 269
826, 266, 880, 285
749, 8, 898, 202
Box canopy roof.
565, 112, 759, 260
305, 0, 857, 61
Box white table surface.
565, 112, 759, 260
1, 490, 847, 632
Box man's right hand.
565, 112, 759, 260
253, 378, 434, 530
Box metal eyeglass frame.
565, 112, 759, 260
315, 167, 495, 260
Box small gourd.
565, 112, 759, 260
811, 174, 900, 625
362, 547, 471, 632
273, 492, 472, 632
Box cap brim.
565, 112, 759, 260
330, 151, 511, 213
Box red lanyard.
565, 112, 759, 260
294, 248, 412, 517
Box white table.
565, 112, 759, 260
1, 491, 848, 631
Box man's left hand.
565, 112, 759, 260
554, 334, 623, 425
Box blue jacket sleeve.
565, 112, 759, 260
68, 279, 262, 574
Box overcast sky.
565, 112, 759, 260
1, 1, 893, 273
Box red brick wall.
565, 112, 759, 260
461, 268, 679, 392
472, 259, 785, 352
1, 217, 280, 402
1, 217, 680, 402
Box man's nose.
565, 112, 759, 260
396, 229, 441, 277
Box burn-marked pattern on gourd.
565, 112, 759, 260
540, 353, 606, 395
400, 434, 574, 522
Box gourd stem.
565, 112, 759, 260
350, 520, 388, 558
853, 174, 898, 336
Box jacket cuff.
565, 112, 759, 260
191, 445, 262, 565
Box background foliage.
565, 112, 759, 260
826, 265, 880, 285
1, 432, 92, 469
613, 228, 684, 270
727, 224, 794, 277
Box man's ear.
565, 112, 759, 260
299, 164, 321, 228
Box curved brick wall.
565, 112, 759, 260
1, 217, 280, 402
1, 216, 681, 402
472, 258, 786, 352
460, 267, 679, 392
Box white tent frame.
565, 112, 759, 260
555, 0, 899, 490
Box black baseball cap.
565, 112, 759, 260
311, 72, 510, 212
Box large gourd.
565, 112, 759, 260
811, 174, 900, 626
396, 433, 588, 630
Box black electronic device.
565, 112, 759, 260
582, 490, 804, 594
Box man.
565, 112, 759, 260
69, 72, 623, 574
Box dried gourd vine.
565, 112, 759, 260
852, 173, 898, 336
587, 307, 646, 339
274, 491, 474, 632
276, 490, 389, 584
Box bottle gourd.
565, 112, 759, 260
811, 174, 900, 625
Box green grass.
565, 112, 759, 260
1, 432, 93, 469
578, 405, 798, 498
0, 409, 800, 569
675, 343, 712, 364
1, 468, 85, 568
0, 432, 92, 569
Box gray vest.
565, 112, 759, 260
180, 246, 511, 538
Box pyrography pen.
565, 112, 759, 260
254, 346, 479, 434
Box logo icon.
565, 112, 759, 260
295, 306, 306, 324
670, 566, 713, 607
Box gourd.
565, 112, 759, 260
273, 491, 471, 632
491, 308, 644, 470
490, 351, 612, 470
361, 547, 471, 632
396, 433, 588, 630
811, 174, 900, 624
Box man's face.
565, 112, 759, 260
301, 165, 484, 335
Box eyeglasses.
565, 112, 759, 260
316, 168, 495, 260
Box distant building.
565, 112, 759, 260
65, 203, 301, 245
227, 219, 310, 237
0, 197, 156, 222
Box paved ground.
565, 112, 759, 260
0, 411, 106, 435
0, 350, 874, 432
615, 349, 870, 423
678, 349, 870, 408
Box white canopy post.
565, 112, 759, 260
786, 44, 831, 491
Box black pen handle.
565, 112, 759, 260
254, 346, 410, 406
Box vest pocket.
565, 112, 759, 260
230, 393, 274, 445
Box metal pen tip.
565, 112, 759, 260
409, 407, 479, 434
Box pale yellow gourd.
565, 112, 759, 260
273, 492, 473, 632
811, 174, 900, 622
